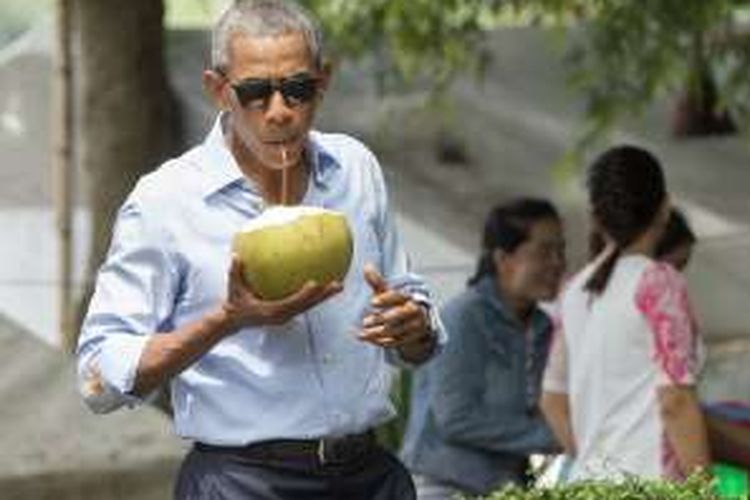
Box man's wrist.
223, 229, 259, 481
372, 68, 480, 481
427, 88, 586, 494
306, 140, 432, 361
397, 303, 437, 363
397, 330, 435, 363
206, 305, 240, 339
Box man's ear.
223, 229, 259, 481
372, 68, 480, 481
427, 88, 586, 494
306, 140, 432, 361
316, 60, 334, 96
203, 69, 230, 111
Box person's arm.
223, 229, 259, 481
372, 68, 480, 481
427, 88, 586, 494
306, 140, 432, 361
78, 200, 340, 411
428, 299, 557, 454
636, 262, 711, 476
658, 385, 711, 474
76, 199, 180, 412
540, 314, 576, 455
133, 257, 341, 396
540, 392, 576, 456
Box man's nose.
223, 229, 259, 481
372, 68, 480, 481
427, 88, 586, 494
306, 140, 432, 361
264, 90, 293, 124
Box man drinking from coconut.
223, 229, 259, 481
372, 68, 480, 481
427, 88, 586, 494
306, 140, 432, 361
75, 1, 445, 498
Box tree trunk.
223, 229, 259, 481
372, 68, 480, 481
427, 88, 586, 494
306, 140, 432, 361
73, 0, 179, 348
671, 34, 737, 138
671, 67, 737, 138
54, 0, 76, 351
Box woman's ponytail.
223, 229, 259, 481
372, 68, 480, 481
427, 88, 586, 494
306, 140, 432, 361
585, 247, 621, 294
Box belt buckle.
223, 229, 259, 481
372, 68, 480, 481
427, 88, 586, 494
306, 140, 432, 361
316, 433, 370, 466
316, 436, 352, 465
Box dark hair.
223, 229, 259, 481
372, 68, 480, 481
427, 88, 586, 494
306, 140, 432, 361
468, 197, 560, 286
585, 145, 667, 294
654, 208, 696, 259
588, 228, 606, 261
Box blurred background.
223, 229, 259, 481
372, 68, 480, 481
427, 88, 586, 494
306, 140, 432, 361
1, 0, 750, 498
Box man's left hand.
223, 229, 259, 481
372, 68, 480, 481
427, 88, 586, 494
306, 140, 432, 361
359, 264, 434, 361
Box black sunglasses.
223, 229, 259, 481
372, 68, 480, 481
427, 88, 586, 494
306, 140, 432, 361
226, 72, 320, 109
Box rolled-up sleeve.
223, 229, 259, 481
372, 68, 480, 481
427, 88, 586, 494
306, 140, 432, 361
76, 198, 178, 413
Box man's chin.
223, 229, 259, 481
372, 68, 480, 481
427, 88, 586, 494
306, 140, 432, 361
262, 155, 298, 171
259, 142, 304, 170
252, 151, 291, 171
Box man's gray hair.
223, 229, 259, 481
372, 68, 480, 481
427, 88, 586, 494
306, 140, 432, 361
212, 0, 324, 71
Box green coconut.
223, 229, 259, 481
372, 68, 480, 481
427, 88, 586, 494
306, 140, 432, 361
232, 205, 354, 300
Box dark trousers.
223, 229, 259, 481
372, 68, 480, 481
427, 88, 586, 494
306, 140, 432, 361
174, 442, 416, 500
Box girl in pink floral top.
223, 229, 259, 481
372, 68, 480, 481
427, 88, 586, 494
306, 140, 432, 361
540, 146, 710, 481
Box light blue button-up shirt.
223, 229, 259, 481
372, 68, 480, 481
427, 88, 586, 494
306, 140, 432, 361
77, 115, 444, 446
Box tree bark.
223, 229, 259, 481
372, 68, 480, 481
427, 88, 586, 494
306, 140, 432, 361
73, 0, 179, 348
54, 0, 76, 350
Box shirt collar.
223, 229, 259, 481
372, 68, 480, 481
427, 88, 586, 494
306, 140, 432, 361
197, 114, 245, 199
198, 114, 341, 200
474, 275, 549, 333
307, 130, 341, 188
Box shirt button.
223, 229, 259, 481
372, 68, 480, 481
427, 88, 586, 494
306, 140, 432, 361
322, 354, 334, 364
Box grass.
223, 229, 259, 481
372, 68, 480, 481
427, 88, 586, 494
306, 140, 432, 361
480, 473, 720, 499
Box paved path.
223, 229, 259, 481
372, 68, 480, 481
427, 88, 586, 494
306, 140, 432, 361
0, 312, 184, 498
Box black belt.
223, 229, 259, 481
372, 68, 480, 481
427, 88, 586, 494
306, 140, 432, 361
195, 430, 377, 469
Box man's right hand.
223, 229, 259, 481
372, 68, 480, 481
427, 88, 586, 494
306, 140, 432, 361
221, 255, 343, 331
132, 256, 342, 396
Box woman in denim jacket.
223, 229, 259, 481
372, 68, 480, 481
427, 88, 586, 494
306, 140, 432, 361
400, 198, 566, 498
